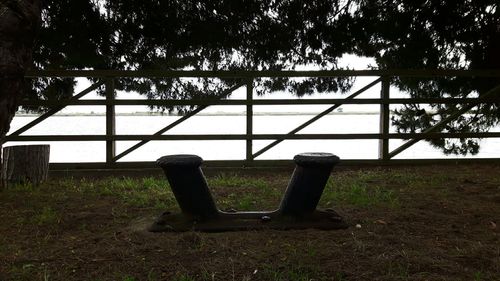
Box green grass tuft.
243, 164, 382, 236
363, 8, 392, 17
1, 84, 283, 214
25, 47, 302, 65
322, 177, 399, 207
33, 206, 60, 225
122, 275, 137, 281
207, 173, 268, 189
61, 177, 176, 210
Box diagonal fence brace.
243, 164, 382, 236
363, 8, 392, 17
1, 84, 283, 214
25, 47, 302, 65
113, 82, 245, 162
252, 77, 382, 159
149, 153, 348, 232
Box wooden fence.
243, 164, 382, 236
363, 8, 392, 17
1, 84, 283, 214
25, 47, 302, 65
4, 69, 500, 169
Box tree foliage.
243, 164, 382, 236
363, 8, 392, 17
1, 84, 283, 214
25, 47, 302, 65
29, 0, 500, 154
354, 0, 500, 154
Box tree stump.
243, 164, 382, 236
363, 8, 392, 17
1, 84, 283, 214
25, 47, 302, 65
1, 145, 50, 186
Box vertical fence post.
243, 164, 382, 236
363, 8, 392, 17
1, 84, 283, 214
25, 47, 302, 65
105, 78, 116, 166
246, 78, 253, 163
379, 76, 390, 161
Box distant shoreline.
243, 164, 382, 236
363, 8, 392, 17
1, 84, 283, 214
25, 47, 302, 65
15, 111, 380, 117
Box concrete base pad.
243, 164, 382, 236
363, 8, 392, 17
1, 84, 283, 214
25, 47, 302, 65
149, 209, 349, 232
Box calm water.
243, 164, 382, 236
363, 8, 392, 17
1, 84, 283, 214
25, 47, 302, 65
7, 114, 500, 163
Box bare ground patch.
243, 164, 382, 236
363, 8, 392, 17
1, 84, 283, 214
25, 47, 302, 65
0, 164, 499, 280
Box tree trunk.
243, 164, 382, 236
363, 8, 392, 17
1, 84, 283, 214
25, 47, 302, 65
0, 75, 25, 190
2, 145, 49, 186
0, 0, 42, 190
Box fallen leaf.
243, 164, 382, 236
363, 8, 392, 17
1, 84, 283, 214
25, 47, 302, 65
374, 219, 387, 225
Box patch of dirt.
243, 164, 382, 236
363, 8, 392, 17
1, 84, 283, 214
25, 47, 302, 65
1, 164, 499, 281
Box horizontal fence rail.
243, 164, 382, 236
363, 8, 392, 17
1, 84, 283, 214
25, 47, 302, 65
17, 97, 500, 106
4, 69, 500, 169
6, 133, 500, 141
25, 69, 500, 78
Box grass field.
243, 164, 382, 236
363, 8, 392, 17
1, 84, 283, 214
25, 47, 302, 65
0, 164, 499, 281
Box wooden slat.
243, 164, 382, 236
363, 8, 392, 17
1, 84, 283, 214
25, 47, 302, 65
25, 69, 500, 78
48, 158, 500, 171
379, 77, 390, 160
246, 79, 253, 162
5, 132, 500, 142
17, 97, 500, 107
105, 79, 116, 164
